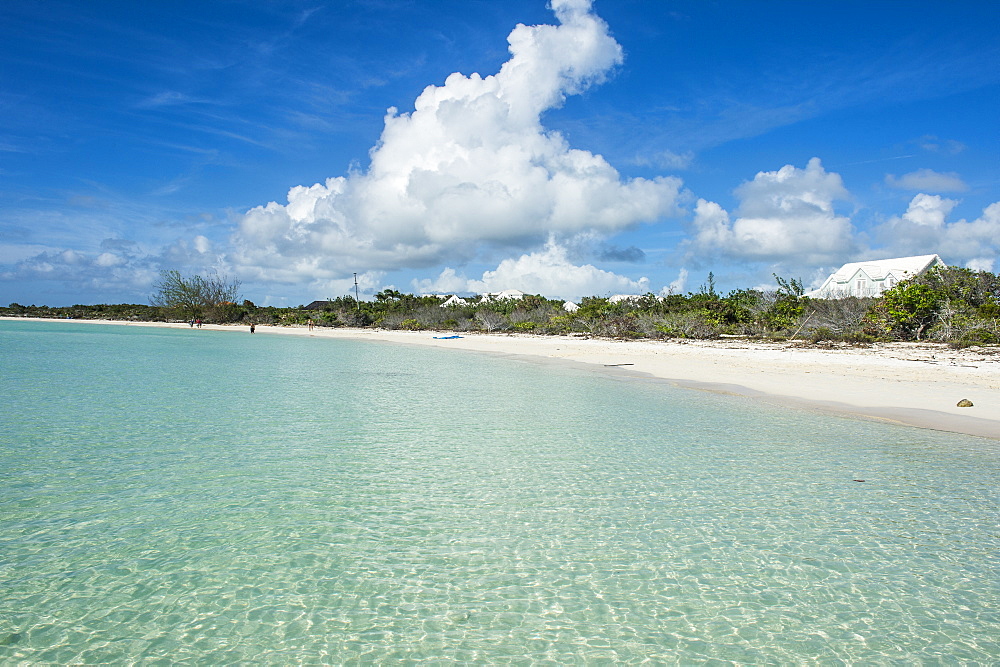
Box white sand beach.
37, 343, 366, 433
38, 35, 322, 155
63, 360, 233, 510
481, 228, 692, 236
8, 317, 1000, 440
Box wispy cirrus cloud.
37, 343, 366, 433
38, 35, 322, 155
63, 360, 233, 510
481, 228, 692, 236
915, 135, 967, 155
134, 90, 203, 109
885, 169, 969, 193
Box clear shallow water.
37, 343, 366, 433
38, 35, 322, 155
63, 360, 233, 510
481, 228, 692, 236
1, 320, 998, 663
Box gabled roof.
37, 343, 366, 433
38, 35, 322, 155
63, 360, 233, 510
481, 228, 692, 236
440, 295, 468, 307
824, 254, 944, 285
480, 289, 524, 301
804, 254, 946, 298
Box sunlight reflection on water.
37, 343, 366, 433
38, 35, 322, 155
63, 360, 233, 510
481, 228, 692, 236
1, 321, 998, 662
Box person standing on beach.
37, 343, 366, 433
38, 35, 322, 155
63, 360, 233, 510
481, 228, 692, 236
250, 323, 255, 334
308, 318, 314, 331
196, 319, 202, 328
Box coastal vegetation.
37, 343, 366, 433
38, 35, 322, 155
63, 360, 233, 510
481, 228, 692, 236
4, 267, 998, 347
149, 270, 243, 322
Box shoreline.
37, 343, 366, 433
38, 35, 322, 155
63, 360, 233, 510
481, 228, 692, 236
5, 316, 999, 441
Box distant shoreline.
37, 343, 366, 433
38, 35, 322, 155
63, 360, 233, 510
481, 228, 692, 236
4, 316, 999, 441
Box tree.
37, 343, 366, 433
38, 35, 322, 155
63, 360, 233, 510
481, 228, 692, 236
880, 281, 942, 340
700, 271, 717, 297
773, 273, 805, 297
150, 270, 242, 321
475, 309, 507, 332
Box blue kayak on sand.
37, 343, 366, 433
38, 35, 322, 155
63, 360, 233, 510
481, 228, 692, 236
433, 335, 463, 339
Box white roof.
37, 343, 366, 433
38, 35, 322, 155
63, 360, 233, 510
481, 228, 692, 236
804, 254, 946, 298
480, 289, 524, 301
823, 254, 943, 283
563, 301, 579, 312
440, 295, 468, 307
609, 294, 663, 304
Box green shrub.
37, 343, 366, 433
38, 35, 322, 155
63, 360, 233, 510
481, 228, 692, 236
979, 303, 1000, 318
542, 314, 573, 334
951, 329, 999, 348
810, 327, 836, 343
842, 331, 876, 345
879, 282, 943, 340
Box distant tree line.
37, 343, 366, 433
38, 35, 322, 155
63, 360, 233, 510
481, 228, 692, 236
3, 266, 998, 348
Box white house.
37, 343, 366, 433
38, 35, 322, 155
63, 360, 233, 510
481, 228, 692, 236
439, 295, 468, 307
609, 294, 664, 304
608, 294, 638, 304
479, 289, 524, 302
804, 254, 946, 299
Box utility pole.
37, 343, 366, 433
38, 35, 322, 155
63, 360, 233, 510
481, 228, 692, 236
354, 273, 360, 311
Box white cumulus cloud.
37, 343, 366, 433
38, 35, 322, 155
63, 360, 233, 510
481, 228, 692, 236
899, 193, 958, 228
414, 239, 650, 300
881, 195, 1000, 268
231, 0, 682, 286
689, 158, 854, 263
663, 268, 688, 295
966, 257, 994, 273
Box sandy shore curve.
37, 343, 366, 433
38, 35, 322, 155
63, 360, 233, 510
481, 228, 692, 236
6, 317, 999, 440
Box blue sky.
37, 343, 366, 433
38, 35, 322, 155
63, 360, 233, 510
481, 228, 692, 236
2, 0, 998, 306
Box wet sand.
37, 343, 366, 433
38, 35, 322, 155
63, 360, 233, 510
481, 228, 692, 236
7, 317, 999, 440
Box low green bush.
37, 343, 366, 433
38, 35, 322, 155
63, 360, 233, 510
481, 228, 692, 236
951, 329, 999, 348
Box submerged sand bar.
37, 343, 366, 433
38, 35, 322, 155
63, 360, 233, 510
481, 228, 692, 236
7, 317, 1000, 440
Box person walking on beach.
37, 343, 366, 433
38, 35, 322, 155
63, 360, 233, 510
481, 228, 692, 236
308, 318, 314, 331
196, 319, 202, 328
250, 323, 255, 334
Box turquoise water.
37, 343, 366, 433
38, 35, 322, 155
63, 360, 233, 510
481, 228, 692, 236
1, 320, 998, 663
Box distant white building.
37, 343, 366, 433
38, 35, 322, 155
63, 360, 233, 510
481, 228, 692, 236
440, 295, 468, 307
562, 301, 579, 312
479, 289, 524, 302
805, 254, 946, 299
609, 294, 662, 304
608, 294, 637, 304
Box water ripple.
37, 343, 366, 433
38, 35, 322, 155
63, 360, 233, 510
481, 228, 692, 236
1, 321, 998, 662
